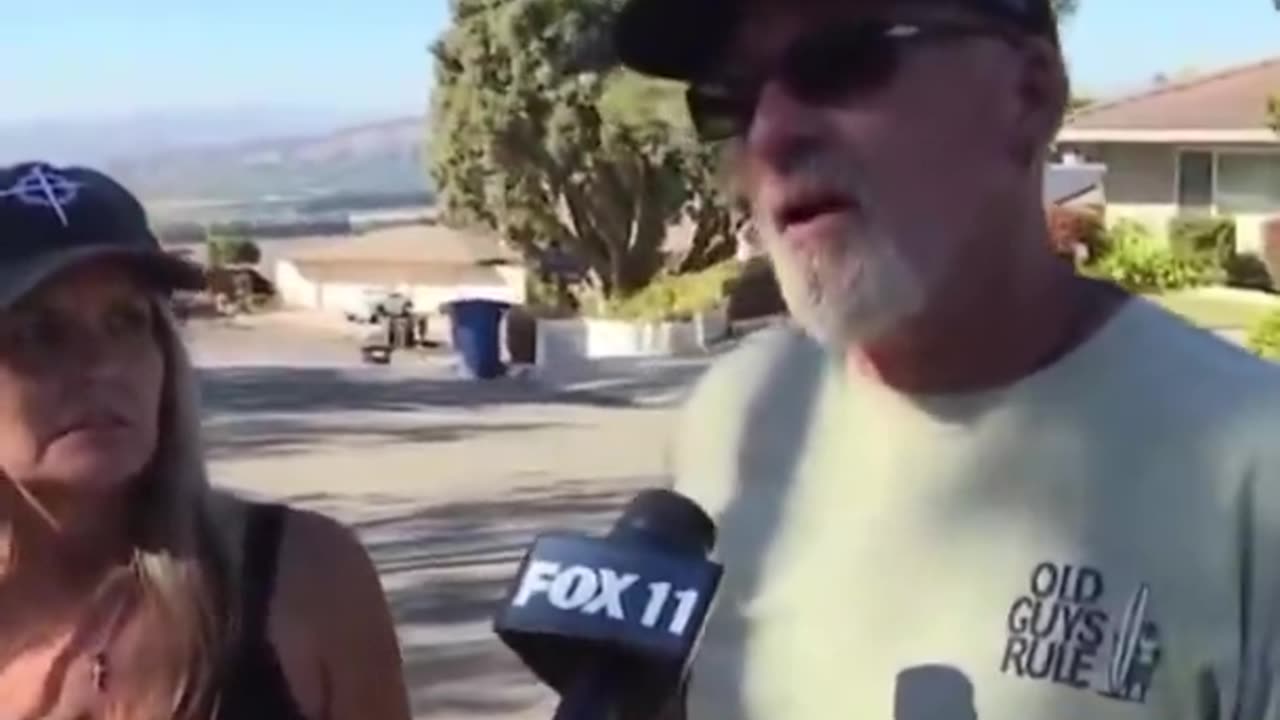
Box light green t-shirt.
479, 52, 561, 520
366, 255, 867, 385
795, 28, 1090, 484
671, 297, 1280, 720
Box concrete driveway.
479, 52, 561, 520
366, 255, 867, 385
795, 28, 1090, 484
190, 318, 703, 719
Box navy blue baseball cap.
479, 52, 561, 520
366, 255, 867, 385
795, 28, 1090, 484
0, 161, 205, 308
615, 0, 1060, 81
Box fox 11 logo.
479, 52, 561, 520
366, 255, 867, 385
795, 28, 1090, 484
513, 560, 705, 637
497, 533, 722, 660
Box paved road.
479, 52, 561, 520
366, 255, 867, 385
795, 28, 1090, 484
189, 318, 696, 719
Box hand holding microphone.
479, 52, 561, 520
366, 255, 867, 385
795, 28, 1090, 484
494, 489, 721, 720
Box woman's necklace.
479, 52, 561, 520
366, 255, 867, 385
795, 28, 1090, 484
89, 651, 109, 694
85, 579, 136, 698
22, 574, 138, 720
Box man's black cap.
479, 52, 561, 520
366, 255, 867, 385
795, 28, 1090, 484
0, 161, 206, 309
615, 0, 1059, 81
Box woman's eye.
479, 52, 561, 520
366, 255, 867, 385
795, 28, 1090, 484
0, 313, 66, 352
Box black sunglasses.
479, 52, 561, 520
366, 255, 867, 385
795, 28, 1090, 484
686, 19, 1016, 142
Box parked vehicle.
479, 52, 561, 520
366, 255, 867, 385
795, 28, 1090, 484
343, 289, 413, 324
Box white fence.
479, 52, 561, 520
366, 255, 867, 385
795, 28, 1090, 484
535, 308, 729, 368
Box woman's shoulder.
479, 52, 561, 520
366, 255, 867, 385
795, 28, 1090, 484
210, 491, 379, 601
211, 492, 409, 718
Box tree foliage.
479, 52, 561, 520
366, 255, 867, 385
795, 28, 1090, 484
1268, 94, 1280, 134
429, 0, 737, 299
207, 236, 261, 267
429, 0, 1081, 300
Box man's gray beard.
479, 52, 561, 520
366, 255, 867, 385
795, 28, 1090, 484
757, 212, 926, 350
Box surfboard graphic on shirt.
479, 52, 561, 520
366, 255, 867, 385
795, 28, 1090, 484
1102, 583, 1159, 702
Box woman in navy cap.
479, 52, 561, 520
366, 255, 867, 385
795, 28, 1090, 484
0, 162, 411, 719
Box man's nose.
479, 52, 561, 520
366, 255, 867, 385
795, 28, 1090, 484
743, 78, 829, 171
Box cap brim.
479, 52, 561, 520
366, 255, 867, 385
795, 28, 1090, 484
615, 0, 737, 80
616, 0, 1060, 80
0, 246, 207, 310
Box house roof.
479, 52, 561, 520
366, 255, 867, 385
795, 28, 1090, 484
284, 223, 521, 266
1060, 56, 1280, 143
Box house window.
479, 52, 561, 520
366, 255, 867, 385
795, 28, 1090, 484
1217, 153, 1280, 214
1176, 151, 1214, 211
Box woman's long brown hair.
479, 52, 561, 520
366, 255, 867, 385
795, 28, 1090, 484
109, 299, 240, 719
4, 298, 241, 720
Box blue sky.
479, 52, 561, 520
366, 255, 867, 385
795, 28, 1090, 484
0, 1, 1275, 125
1061, 1, 1279, 99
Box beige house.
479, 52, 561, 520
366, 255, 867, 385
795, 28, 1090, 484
274, 224, 527, 316
1057, 56, 1280, 252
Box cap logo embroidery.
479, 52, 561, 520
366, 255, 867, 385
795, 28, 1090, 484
0, 165, 82, 227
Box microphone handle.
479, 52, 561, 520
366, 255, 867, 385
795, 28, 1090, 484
551, 665, 618, 720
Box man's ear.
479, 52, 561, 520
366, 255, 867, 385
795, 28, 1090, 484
1011, 39, 1069, 168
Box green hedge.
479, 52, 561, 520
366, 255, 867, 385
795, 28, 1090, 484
602, 260, 744, 322
1168, 216, 1236, 263
1247, 308, 1280, 362
1080, 219, 1221, 293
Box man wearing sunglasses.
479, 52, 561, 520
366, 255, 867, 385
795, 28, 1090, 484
614, 1, 1280, 719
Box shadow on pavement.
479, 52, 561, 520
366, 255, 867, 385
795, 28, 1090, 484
199, 366, 639, 414
203, 417, 565, 460
281, 476, 656, 719
529, 356, 721, 409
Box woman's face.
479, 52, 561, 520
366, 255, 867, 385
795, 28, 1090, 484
0, 260, 164, 492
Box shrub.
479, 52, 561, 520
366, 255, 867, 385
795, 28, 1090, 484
1246, 308, 1280, 362
1047, 205, 1107, 262
207, 236, 262, 267
1223, 252, 1275, 292
524, 273, 580, 318
1168, 216, 1236, 264
1080, 219, 1221, 293
602, 260, 744, 322
203, 267, 275, 315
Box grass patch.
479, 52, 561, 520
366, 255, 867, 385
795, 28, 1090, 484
1147, 289, 1279, 330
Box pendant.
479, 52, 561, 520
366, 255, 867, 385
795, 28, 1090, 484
91, 652, 109, 693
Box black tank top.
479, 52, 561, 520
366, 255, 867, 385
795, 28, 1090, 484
214, 503, 308, 720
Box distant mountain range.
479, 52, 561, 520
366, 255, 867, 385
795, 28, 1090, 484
0, 109, 433, 220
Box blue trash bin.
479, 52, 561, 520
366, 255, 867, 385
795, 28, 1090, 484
447, 299, 511, 379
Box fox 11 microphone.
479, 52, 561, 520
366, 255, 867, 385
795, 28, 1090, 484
494, 489, 723, 720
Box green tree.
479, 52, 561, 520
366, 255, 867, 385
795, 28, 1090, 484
207, 236, 261, 267
1268, 94, 1280, 133
429, 0, 736, 299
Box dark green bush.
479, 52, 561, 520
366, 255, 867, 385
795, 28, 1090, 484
1247, 308, 1280, 362
1223, 252, 1275, 292
1168, 216, 1236, 264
